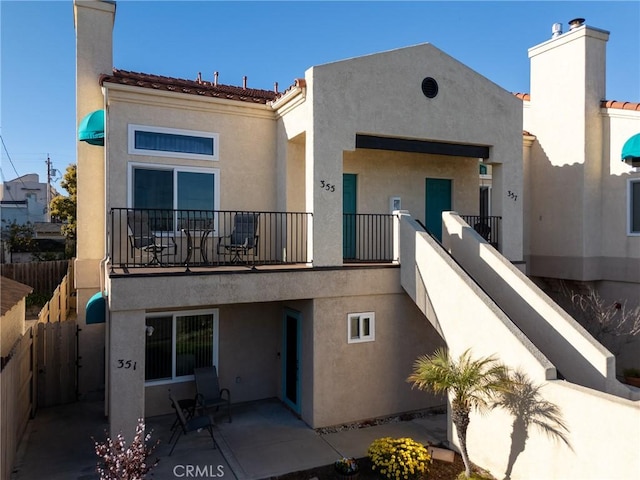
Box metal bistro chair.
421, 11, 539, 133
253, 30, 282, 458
168, 393, 217, 456
217, 213, 259, 265
127, 210, 176, 266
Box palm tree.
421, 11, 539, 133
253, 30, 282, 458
407, 348, 510, 478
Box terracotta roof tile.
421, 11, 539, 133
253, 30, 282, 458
100, 69, 280, 104
601, 100, 640, 111
1, 276, 33, 316
512, 93, 639, 112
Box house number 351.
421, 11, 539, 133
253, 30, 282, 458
116, 359, 137, 370
320, 180, 335, 192
507, 190, 518, 201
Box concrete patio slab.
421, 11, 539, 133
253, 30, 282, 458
11, 398, 448, 480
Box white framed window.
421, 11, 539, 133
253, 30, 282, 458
629, 178, 640, 235
145, 309, 219, 385
347, 312, 375, 343
128, 163, 220, 231
128, 124, 219, 161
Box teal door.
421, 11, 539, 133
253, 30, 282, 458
343, 174, 357, 259
425, 178, 452, 241
282, 309, 301, 413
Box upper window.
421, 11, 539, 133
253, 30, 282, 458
128, 124, 218, 161
145, 309, 219, 385
629, 179, 640, 235
129, 164, 220, 231
347, 312, 375, 344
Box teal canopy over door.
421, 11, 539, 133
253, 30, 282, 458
343, 174, 357, 259
622, 133, 640, 166
78, 109, 105, 146
425, 178, 452, 241
86, 291, 106, 324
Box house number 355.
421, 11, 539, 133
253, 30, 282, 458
320, 180, 335, 192
117, 359, 137, 370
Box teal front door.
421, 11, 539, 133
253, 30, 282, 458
425, 178, 452, 241
282, 309, 301, 413
343, 174, 357, 259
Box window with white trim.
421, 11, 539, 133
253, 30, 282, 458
347, 312, 375, 343
129, 163, 220, 231
630, 178, 640, 235
128, 124, 218, 161
145, 309, 219, 384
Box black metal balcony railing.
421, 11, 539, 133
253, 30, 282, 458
110, 208, 311, 270
343, 213, 396, 263
460, 215, 501, 250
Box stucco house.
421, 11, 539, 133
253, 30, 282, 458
519, 19, 640, 367
73, 2, 639, 479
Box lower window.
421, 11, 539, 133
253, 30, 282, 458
347, 312, 375, 343
145, 309, 219, 384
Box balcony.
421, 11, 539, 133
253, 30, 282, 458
109, 209, 399, 272
110, 208, 311, 271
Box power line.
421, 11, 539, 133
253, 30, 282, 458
0, 134, 28, 189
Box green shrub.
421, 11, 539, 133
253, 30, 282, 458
367, 437, 431, 480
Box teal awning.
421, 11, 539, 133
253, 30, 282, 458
86, 291, 106, 324
622, 133, 640, 166
78, 109, 105, 146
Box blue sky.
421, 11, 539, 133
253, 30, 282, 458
1, 1, 639, 192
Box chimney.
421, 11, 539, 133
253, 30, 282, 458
243, 76, 247, 90
214, 71, 218, 86
551, 23, 562, 38
568, 17, 585, 30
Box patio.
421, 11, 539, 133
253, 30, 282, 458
12, 398, 447, 480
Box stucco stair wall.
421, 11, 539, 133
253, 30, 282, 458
399, 213, 640, 480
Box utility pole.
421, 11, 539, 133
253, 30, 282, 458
46, 154, 52, 222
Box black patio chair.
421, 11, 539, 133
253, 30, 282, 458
168, 393, 217, 456
194, 366, 232, 423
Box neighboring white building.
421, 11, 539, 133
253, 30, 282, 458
520, 18, 640, 367
0, 174, 57, 226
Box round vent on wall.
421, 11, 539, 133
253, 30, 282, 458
421, 77, 439, 99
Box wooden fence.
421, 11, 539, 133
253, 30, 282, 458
0, 260, 71, 296
0, 328, 33, 480
0, 263, 76, 480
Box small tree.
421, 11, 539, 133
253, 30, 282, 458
1, 220, 36, 253
94, 418, 159, 480
407, 348, 510, 478
565, 286, 640, 356
49, 164, 77, 257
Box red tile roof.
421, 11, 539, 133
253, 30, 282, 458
513, 92, 640, 111
601, 100, 640, 111
100, 69, 280, 104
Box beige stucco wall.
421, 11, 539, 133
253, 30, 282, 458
344, 149, 477, 220
105, 86, 277, 213
300, 42, 522, 265
310, 293, 445, 428
524, 24, 640, 288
